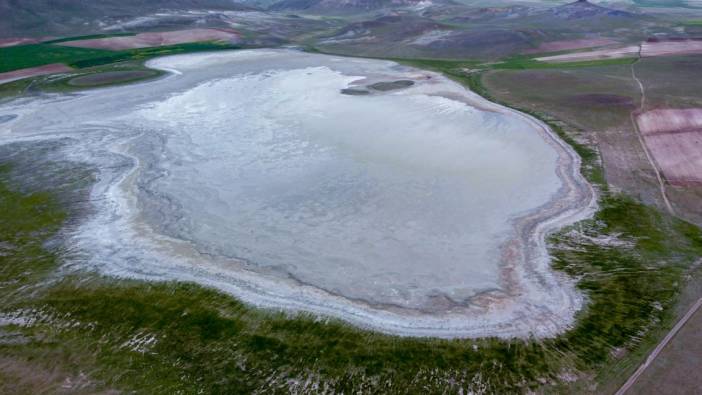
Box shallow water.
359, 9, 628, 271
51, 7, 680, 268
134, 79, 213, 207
0, 50, 593, 337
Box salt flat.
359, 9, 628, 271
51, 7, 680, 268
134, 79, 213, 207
0, 50, 595, 338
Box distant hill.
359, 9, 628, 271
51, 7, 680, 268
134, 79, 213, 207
0, 0, 256, 37
506, 0, 645, 34
547, 0, 635, 19
317, 12, 536, 60
269, 0, 452, 13
327, 14, 444, 39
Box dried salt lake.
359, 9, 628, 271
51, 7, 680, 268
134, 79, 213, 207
0, 49, 595, 338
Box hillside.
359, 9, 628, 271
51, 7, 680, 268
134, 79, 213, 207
0, 0, 255, 37
269, 0, 451, 13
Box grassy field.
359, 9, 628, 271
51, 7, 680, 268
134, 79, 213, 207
491, 56, 636, 70
42, 33, 136, 45
0, 41, 240, 73
636, 55, 702, 110
341, 51, 636, 73
0, 44, 116, 73
0, 41, 244, 99
1, 64, 702, 393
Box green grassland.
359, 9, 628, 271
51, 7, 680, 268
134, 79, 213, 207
0, 44, 117, 73
362, 52, 636, 73
0, 41, 240, 74
42, 33, 137, 45
491, 56, 636, 70
1, 63, 701, 392
0, 41, 243, 99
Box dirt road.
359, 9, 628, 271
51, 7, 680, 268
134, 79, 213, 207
629, 44, 675, 215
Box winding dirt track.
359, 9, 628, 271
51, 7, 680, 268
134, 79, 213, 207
629, 44, 675, 215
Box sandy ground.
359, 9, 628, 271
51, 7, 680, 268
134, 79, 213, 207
0, 64, 73, 85
636, 109, 702, 186
526, 38, 617, 54
59, 29, 241, 50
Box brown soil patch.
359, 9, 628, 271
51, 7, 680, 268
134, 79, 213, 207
637, 108, 702, 135
637, 109, 702, 186
642, 39, 702, 57
526, 38, 616, 54
59, 28, 241, 51
0, 356, 118, 395
0, 64, 73, 85
568, 93, 634, 108
628, 306, 702, 394
536, 45, 640, 63
537, 39, 702, 63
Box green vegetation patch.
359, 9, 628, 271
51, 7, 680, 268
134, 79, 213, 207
381, 54, 634, 73
67, 42, 239, 69
41, 33, 137, 45
492, 56, 637, 70
0, 164, 65, 291
0, 44, 115, 73
0, 42, 239, 74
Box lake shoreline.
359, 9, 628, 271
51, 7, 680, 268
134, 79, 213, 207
0, 49, 597, 338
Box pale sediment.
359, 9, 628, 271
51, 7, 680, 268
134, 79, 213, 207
0, 49, 596, 338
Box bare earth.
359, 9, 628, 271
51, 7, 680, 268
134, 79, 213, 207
625, 306, 702, 394
58, 29, 241, 50
642, 39, 702, 57
537, 40, 702, 63
0, 356, 119, 395
536, 45, 639, 63
0, 37, 40, 47
0, 64, 73, 85
526, 38, 617, 54
636, 108, 702, 186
